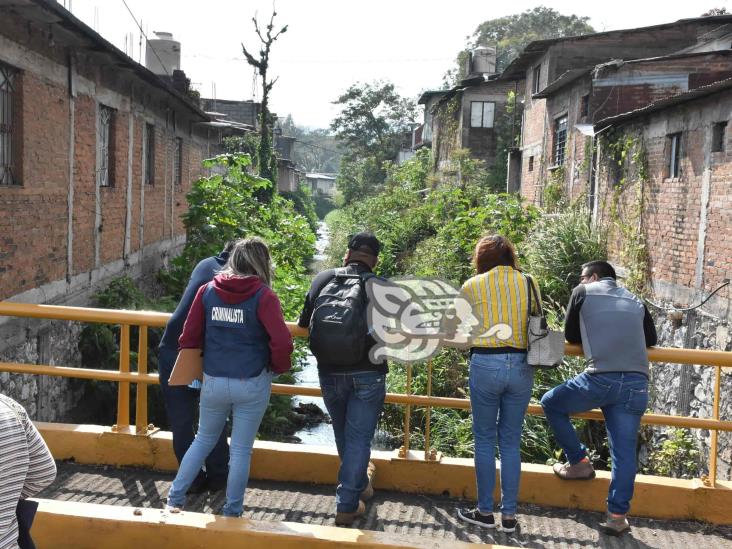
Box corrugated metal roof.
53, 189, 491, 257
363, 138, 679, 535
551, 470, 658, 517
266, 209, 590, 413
501, 15, 732, 80
595, 76, 732, 129
14, 0, 209, 121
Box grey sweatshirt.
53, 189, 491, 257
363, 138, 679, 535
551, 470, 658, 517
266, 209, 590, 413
564, 278, 657, 376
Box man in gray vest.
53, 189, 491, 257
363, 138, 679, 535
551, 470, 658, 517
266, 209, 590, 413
540, 260, 657, 536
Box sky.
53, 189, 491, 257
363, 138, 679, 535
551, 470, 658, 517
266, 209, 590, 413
64, 0, 731, 130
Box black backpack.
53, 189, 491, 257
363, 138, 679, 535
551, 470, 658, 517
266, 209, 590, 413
309, 268, 374, 367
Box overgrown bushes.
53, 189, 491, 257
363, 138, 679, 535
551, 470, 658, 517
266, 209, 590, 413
324, 150, 617, 465
76, 153, 316, 439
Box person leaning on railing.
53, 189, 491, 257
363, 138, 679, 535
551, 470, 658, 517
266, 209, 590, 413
164, 237, 294, 518
540, 260, 657, 536
456, 235, 540, 534
157, 241, 234, 494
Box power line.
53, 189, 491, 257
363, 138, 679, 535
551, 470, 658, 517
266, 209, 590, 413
119, 0, 169, 77
292, 138, 341, 156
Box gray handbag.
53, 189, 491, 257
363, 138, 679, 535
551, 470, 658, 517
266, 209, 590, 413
525, 276, 565, 368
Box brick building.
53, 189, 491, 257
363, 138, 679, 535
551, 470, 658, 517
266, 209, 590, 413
594, 78, 732, 309
0, 0, 211, 307
420, 47, 523, 172
503, 15, 732, 205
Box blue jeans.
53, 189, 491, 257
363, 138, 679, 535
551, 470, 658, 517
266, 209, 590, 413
469, 352, 534, 516
540, 371, 648, 515
167, 370, 272, 516
158, 348, 229, 482
319, 372, 386, 513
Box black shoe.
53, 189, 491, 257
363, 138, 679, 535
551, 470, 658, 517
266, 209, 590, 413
206, 475, 227, 492
186, 472, 208, 495
457, 507, 496, 528
500, 517, 518, 533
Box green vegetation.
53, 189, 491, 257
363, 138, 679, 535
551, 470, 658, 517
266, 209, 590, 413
75, 277, 169, 427
241, 10, 287, 191
280, 114, 342, 174
330, 81, 417, 204
76, 153, 316, 440
324, 149, 609, 463
644, 428, 701, 478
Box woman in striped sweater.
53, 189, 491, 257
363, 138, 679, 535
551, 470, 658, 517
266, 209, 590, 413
456, 235, 540, 534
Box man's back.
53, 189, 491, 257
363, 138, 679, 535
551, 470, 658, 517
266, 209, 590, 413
565, 278, 657, 376
0, 395, 56, 549
299, 262, 387, 375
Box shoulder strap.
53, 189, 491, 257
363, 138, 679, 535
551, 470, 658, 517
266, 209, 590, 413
525, 274, 543, 318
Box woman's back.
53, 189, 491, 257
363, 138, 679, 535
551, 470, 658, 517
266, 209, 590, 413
461, 265, 540, 350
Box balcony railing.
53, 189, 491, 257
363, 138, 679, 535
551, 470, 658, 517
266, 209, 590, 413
0, 301, 730, 487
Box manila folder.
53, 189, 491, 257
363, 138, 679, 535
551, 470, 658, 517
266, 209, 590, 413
169, 348, 203, 386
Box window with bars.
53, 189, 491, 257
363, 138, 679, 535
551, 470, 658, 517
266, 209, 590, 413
470, 101, 495, 128
0, 63, 19, 186
553, 115, 568, 166
712, 121, 727, 153
144, 123, 155, 185
668, 132, 682, 178
580, 94, 590, 118
532, 64, 541, 94
173, 137, 182, 188
97, 105, 115, 187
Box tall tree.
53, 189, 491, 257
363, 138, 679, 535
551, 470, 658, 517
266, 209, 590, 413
242, 10, 287, 196
330, 81, 416, 204
445, 6, 594, 85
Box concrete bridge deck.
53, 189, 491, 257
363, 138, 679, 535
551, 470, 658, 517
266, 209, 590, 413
38, 461, 732, 548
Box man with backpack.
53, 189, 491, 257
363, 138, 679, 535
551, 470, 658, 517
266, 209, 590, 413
298, 232, 387, 527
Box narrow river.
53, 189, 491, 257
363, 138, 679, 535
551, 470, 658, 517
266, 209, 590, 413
292, 221, 336, 445
291, 222, 398, 450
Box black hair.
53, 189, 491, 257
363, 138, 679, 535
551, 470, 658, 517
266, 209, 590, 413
581, 260, 616, 280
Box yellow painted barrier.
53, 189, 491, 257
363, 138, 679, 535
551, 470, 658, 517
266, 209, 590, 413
32, 499, 486, 549
2, 301, 731, 487
36, 424, 732, 525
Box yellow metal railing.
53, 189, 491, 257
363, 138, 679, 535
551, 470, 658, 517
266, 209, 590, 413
0, 302, 730, 486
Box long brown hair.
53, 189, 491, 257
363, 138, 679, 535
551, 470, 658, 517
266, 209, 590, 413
473, 235, 518, 274
220, 237, 273, 286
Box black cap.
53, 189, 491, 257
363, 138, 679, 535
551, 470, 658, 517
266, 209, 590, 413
348, 232, 381, 257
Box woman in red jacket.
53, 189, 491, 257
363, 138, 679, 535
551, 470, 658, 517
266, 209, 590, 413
166, 237, 293, 517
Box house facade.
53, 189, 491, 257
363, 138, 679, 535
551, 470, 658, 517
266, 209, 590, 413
419, 47, 522, 172
305, 173, 337, 197
0, 0, 223, 421
0, 0, 212, 307
505, 15, 732, 205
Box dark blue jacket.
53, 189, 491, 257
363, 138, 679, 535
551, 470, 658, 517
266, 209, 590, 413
201, 283, 270, 378
159, 250, 230, 353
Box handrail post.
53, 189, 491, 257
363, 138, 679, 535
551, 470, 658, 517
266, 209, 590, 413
135, 325, 149, 435
710, 365, 722, 487
115, 324, 131, 431
399, 362, 413, 458
424, 359, 433, 461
